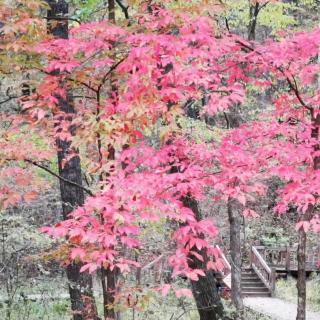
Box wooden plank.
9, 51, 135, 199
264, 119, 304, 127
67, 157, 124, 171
223, 273, 231, 289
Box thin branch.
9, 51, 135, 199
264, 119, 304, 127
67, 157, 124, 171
67, 77, 98, 93
257, 1, 270, 13
115, 0, 130, 20
225, 17, 230, 33
71, 95, 96, 100
235, 40, 313, 113
223, 112, 230, 129
97, 56, 127, 93
5, 158, 94, 196
43, 16, 81, 25
280, 70, 313, 113
25, 159, 94, 196
0, 96, 17, 105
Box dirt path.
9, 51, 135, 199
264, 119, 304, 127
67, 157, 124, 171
244, 297, 320, 320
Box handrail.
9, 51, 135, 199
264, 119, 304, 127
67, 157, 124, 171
137, 254, 166, 285
141, 254, 165, 271
216, 245, 231, 276
251, 246, 276, 295
254, 245, 320, 271
252, 246, 271, 274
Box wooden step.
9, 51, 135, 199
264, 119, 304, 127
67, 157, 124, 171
242, 273, 262, 278
240, 267, 271, 297
242, 291, 271, 297
241, 277, 261, 281
241, 282, 265, 288
242, 287, 269, 292
242, 276, 260, 281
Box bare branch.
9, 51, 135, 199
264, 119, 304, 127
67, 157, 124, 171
115, 0, 130, 20
26, 159, 94, 196
5, 158, 94, 196
97, 56, 127, 93
235, 40, 313, 113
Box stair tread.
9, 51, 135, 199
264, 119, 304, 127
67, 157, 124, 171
242, 284, 266, 287
242, 279, 262, 281
242, 287, 269, 291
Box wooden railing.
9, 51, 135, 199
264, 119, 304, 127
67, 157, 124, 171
255, 246, 320, 271
136, 254, 167, 286
136, 245, 232, 286
251, 246, 276, 295
216, 245, 231, 277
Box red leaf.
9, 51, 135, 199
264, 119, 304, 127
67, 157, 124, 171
23, 191, 38, 203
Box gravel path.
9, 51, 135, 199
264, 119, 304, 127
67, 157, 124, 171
244, 297, 320, 320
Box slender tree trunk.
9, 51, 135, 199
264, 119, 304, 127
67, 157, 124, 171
182, 196, 225, 320
46, 2, 98, 319
224, 109, 244, 317
248, 3, 259, 41
102, 268, 119, 320
227, 199, 244, 319
108, 0, 116, 22
98, 2, 121, 319
296, 114, 320, 320
296, 227, 307, 320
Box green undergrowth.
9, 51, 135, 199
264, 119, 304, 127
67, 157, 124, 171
276, 274, 320, 312
0, 277, 273, 320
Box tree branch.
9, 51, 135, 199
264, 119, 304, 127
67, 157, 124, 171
44, 16, 81, 25
115, 0, 130, 20
0, 96, 17, 105
26, 159, 94, 196
235, 40, 313, 113
97, 56, 127, 93
6, 158, 94, 196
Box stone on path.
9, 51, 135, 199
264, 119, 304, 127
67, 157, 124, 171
244, 297, 320, 320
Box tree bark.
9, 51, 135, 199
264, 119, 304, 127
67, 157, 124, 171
182, 195, 225, 320
98, 3, 121, 319
108, 0, 116, 22
224, 109, 244, 318
296, 114, 320, 320
227, 199, 244, 319
46, 2, 98, 319
248, 3, 259, 41
102, 268, 119, 320
296, 227, 306, 320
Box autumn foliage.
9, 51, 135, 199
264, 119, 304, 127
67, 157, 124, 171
1, 0, 320, 311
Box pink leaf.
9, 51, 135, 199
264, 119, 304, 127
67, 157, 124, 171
161, 284, 171, 296
295, 221, 310, 233
174, 288, 193, 298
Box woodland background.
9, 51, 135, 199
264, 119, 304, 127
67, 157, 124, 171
0, 1, 320, 320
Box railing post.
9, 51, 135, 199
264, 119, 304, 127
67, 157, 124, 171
285, 246, 290, 271
270, 268, 276, 296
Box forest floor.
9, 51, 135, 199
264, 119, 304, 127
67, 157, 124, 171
244, 297, 320, 320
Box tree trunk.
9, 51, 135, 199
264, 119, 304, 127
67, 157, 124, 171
182, 196, 225, 320
296, 114, 320, 320
98, 3, 120, 319
248, 3, 259, 41
224, 109, 244, 318
102, 268, 119, 320
46, 2, 98, 319
296, 228, 306, 320
227, 199, 244, 319
108, 0, 116, 22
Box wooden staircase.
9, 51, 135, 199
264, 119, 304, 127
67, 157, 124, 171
217, 246, 276, 298
214, 244, 319, 298
241, 268, 271, 297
